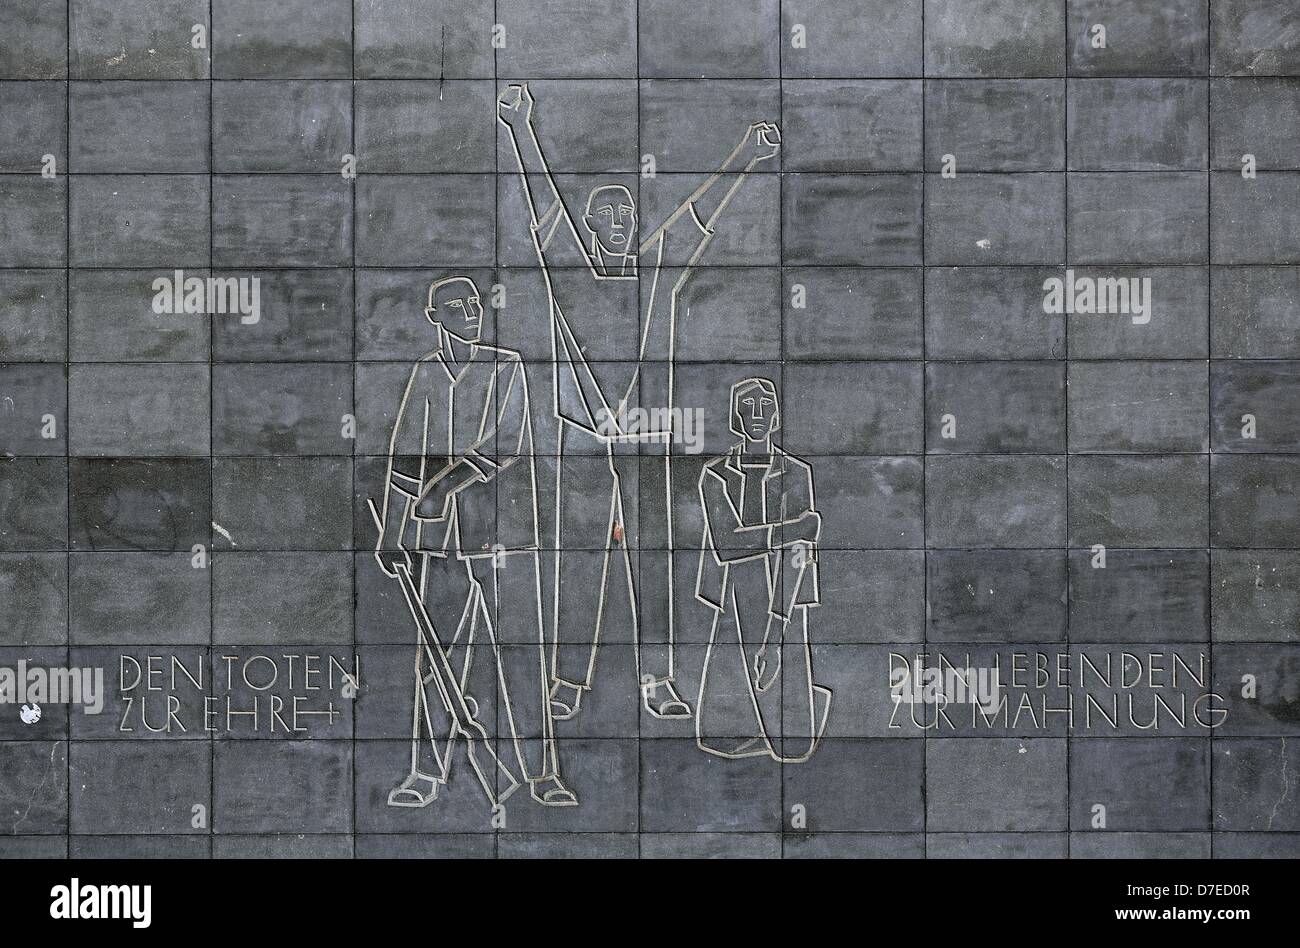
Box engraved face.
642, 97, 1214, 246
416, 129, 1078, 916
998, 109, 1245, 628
730, 378, 779, 442
426, 276, 483, 344
584, 184, 637, 256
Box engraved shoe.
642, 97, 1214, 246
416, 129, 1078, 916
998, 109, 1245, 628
549, 679, 585, 720
642, 678, 691, 719
529, 775, 579, 807
387, 771, 441, 808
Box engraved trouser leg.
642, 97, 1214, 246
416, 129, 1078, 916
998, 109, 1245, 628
469, 551, 555, 781
409, 553, 477, 781
696, 576, 770, 758
551, 423, 619, 689
625, 438, 673, 683
774, 608, 826, 762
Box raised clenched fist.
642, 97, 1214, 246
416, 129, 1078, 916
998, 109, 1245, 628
745, 121, 781, 163
497, 83, 535, 126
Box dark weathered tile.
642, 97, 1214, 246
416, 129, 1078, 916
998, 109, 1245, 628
926, 456, 1067, 548
0, 553, 66, 645
1212, 550, 1300, 642
0, 459, 67, 552
1069, 456, 1209, 548
213, 175, 351, 268
0, 81, 66, 173
0, 176, 66, 268
782, 0, 922, 78
926, 0, 1065, 77
1211, 78, 1300, 169
1069, 361, 1208, 453
1211, 0, 1300, 76
926, 267, 1066, 359
69, 458, 210, 552
212, 363, 352, 456
499, 0, 638, 79
69, 364, 210, 457
0, 270, 66, 362
1068, 79, 1207, 170
1211, 171, 1300, 264
69, 552, 209, 645
213, 80, 351, 173
1211, 455, 1300, 548
70, 81, 208, 172
358, 175, 494, 268
1070, 549, 1209, 642
1069, 0, 1209, 76
926, 173, 1065, 265
926, 361, 1065, 453
1068, 172, 1208, 265
928, 550, 1067, 642
211, 0, 350, 79
1211, 266, 1300, 358
639, 0, 779, 79
70, 175, 209, 268
1071, 738, 1211, 832
927, 79, 1064, 171
1214, 738, 1300, 831
927, 738, 1067, 831
70, 0, 209, 79
0, 0, 67, 79
785, 80, 922, 172
211, 457, 352, 551
69, 741, 209, 834
0, 363, 65, 456
785, 268, 923, 360
359, 80, 496, 174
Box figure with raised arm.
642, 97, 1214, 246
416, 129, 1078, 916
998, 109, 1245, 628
497, 82, 781, 721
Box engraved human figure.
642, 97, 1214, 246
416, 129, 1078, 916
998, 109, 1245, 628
374, 276, 577, 808
497, 82, 781, 720
694, 378, 831, 762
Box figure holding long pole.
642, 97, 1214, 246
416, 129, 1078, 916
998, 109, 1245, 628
374, 276, 577, 808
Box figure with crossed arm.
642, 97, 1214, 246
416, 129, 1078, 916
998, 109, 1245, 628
694, 377, 831, 763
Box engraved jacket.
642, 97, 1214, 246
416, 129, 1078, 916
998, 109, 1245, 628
695, 443, 822, 620
378, 343, 539, 556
